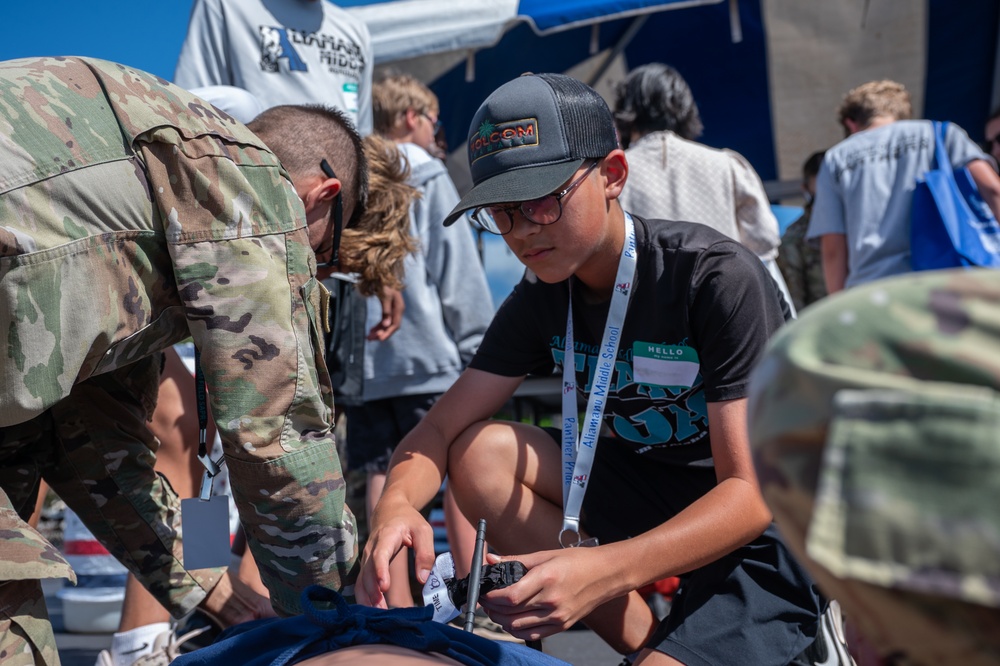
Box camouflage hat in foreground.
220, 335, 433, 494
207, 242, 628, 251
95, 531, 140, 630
748, 268, 1000, 665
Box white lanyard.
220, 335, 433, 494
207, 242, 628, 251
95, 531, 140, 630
559, 214, 637, 548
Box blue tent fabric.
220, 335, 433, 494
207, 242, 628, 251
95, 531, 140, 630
171, 586, 572, 666
516, 0, 723, 34
622, 0, 776, 179
427, 0, 777, 179
924, 0, 1000, 140
338, 0, 723, 35
340, 0, 722, 65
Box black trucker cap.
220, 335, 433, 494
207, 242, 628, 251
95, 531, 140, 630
443, 73, 619, 226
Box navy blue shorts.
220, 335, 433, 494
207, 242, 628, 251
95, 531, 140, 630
344, 393, 440, 473
543, 428, 823, 665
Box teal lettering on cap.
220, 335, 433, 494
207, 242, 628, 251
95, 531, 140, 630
469, 118, 538, 164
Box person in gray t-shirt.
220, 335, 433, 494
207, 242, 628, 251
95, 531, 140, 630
175, 0, 373, 136
807, 80, 1000, 292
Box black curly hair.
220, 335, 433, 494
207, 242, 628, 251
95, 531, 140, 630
613, 63, 703, 148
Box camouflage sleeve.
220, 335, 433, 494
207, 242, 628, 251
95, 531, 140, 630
0, 492, 74, 584
776, 219, 808, 313
748, 268, 1000, 616
139, 130, 357, 614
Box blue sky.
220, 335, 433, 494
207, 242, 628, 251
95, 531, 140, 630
1, 3, 197, 82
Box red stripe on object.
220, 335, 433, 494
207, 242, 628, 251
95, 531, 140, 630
63, 540, 112, 556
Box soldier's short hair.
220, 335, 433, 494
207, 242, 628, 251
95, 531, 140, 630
837, 80, 912, 130
372, 73, 439, 137
613, 62, 704, 147
247, 104, 369, 227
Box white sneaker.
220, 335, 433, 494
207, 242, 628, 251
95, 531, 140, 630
797, 599, 856, 666
94, 627, 209, 666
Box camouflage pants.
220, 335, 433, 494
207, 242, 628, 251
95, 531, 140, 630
0, 356, 226, 666
748, 269, 1000, 666
0, 579, 60, 666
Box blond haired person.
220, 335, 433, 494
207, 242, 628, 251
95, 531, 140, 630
808, 80, 1000, 292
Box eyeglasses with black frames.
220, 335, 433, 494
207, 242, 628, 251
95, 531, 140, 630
470, 161, 600, 236
314, 158, 344, 269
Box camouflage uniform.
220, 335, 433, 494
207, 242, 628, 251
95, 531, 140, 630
776, 209, 827, 313
748, 268, 1000, 665
0, 57, 356, 665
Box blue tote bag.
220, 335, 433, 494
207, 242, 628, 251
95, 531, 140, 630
910, 121, 1000, 270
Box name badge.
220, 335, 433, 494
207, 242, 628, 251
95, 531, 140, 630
632, 342, 700, 388
342, 82, 359, 114
181, 496, 231, 569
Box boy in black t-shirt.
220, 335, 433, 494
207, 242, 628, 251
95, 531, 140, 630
357, 73, 823, 665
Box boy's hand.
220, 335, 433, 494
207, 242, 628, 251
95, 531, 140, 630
478, 548, 619, 641
356, 499, 435, 608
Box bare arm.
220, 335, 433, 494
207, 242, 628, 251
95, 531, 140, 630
481, 398, 772, 643
821, 233, 849, 294
968, 159, 1000, 221
357, 368, 524, 607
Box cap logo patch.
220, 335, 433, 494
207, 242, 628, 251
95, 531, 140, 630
469, 118, 538, 164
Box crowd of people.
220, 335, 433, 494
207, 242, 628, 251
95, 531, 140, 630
2, 2, 1000, 666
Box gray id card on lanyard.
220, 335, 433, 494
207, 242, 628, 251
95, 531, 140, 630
559, 214, 637, 549
181, 348, 230, 569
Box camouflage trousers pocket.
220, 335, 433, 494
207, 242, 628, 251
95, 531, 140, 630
300, 276, 335, 412
807, 386, 1000, 608
0, 580, 59, 666
0, 502, 73, 583
224, 445, 357, 615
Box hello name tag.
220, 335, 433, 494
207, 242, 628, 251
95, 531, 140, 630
181, 496, 231, 570
632, 342, 700, 388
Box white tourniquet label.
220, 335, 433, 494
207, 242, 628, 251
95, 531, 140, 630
422, 552, 461, 624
